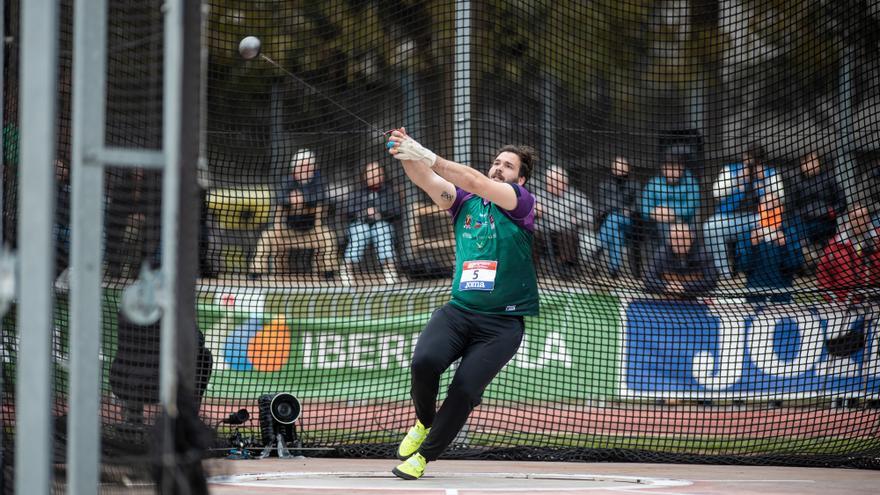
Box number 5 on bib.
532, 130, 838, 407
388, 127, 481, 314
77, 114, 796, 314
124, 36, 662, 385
459, 260, 497, 291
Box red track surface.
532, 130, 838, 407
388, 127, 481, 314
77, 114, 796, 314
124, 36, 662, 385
198, 399, 880, 439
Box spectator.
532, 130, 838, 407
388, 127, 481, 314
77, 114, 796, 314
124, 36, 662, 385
644, 222, 718, 297
746, 145, 785, 205
702, 154, 759, 280
789, 150, 845, 269
817, 205, 880, 306
249, 149, 339, 280
534, 165, 597, 278
735, 192, 803, 305
340, 161, 403, 285
702, 145, 785, 280
596, 156, 640, 278
638, 152, 700, 271
853, 161, 880, 234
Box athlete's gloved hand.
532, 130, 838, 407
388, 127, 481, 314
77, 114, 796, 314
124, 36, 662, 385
387, 128, 437, 168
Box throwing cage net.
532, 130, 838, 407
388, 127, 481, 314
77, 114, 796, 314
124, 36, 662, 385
2, 0, 880, 489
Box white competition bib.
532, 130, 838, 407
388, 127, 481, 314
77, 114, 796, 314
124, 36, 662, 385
458, 260, 498, 291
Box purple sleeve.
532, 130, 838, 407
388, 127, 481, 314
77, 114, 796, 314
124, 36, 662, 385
448, 184, 536, 232
508, 184, 535, 219
448, 186, 472, 220
505, 184, 536, 232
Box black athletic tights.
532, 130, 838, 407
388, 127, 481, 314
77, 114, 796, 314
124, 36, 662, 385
409, 303, 525, 461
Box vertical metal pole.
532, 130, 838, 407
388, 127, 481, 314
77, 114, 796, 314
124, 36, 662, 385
400, 68, 421, 264
451, 1, 473, 447
270, 82, 283, 173
835, 40, 856, 206
453, 0, 471, 165
68, 0, 107, 492
160, 0, 182, 468
15, 0, 58, 494
0, 0, 6, 490
0, 0, 5, 245
541, 75, 556, 165
402, 70, 421, 137
690, 84, 705, 140
197, 3, 210, 189
160, 1, 202, 490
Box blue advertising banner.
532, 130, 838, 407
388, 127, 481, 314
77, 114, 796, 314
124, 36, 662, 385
621, 299, 880, 399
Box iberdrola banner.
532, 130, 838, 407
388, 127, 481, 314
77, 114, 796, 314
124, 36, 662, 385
197, 287, 620, 401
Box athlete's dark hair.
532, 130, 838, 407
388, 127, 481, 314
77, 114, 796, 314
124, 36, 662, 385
496, 144, 537, 184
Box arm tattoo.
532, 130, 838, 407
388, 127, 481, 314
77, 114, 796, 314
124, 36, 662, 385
441, 191, 453, 202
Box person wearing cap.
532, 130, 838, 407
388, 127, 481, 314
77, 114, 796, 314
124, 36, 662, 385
638, 151, 701, 274
249, 148, 340, 280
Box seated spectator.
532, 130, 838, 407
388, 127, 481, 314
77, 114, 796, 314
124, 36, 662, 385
735, 191, 803, 305
853, 160, 880, 212
341, 161, 402, 285
703, 144, 785, 280
639, 152, 700, 271
703, 151, 759, 280
596, 156, 641, 278
817, 204, 880, 306
854, 162, 880, 235
746, 145, 785, 212
644, 222, 718, 297
789, 150, 845, 269
534, 165, 597, 278
249, 149, 339, 280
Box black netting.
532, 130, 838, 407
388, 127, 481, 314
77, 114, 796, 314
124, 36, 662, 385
3, 0, 880, 490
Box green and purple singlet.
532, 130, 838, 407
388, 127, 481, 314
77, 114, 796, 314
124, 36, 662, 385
446, 185, 539, 316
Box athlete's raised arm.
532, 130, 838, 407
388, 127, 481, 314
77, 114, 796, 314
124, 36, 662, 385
387, 128, 531, 211
392, 131, 457, 209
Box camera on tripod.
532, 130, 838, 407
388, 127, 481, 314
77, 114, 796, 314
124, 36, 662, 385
258, 392, 302, 459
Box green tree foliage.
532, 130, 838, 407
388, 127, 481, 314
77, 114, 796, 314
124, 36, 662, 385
204, 0, 862, 169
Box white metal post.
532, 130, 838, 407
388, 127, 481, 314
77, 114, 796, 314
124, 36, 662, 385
0, 0, 5, 245
68, 0, 108, 492
15, 0, 58, 493
453, 0, 472, 165
160, 1, 183, 488
835, 41, 856, 207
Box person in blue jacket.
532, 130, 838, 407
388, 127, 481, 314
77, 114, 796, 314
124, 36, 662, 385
703, 145, 786, 280
734, 195, 803, 305
639, 152, 701, 272
640, 153, 701, 231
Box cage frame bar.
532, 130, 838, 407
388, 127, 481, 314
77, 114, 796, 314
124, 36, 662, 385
15, 0, 59, 493
67, 0, 109, 493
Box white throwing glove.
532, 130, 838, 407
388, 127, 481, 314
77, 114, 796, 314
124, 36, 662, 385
393, 136, 437, 168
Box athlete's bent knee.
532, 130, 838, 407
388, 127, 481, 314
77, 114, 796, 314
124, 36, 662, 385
446, 383, 484, 409
410, 354, 447, 381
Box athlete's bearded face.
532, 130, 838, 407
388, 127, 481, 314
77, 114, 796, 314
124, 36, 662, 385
488, 151, 526, 186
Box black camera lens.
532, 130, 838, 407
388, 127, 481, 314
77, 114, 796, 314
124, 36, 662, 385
270, 392, 301, 425
276, 403, 292, 417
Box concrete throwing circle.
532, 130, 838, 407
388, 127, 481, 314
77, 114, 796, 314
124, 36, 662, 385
210, 471, 693, 492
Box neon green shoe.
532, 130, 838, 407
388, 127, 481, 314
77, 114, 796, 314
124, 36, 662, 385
392, 452, 427, 480
397, 420, 430, 460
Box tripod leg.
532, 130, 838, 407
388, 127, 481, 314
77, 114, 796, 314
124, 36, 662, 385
276, 433, 291, 459
258, 444, 272, 459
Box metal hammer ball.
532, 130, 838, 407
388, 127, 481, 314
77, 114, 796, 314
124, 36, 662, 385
238, 36, 262, 60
